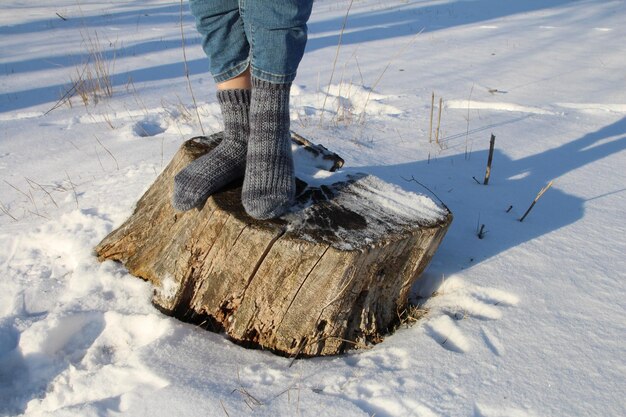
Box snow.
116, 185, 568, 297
1, 0, 625, 416
285, 173, 448, 250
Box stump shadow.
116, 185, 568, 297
204, 116, 626, 270
352, 116, 626, 275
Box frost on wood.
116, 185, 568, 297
95, 133, 452, 357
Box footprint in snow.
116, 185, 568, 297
133, 118, 168, 137
241, 361, 287, 386
425, 315, 470, 353
20, 312, 169, 414
344, 346, 410, 371
474, 402, 539, 417
480, 327, 505, 357
420, 275, 519, 354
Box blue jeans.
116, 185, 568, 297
189, 0, 313, 84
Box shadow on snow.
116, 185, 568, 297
2, 0, 577, 113
340, 116, 626, 277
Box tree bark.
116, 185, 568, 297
95, 133, 452, 356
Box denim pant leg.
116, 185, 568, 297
240, 0, 314, 84
189, 0, 250, 83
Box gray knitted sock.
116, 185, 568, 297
242, 78, 295, 219
172, 89, 250, 211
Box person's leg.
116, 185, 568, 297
240, 0, 313, 84
239, 0, 314, 219
173, 88, 250, 211
242, 78, 293, 219
173, 0, 252, 211
190, 0, 250, 84
217, 67, 251, 90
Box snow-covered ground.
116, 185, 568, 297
1, 0, 625, 415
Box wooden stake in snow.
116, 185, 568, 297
477, 224, 486, 239
429, 92, 434, 143
435, 97, 443, 144
483, 134, 496, 185
519, 180, 554, 222
95, 133, 453, 357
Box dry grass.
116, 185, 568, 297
396, 304, 429, 329
519, 180, 555, 222
320, 0, 355, 126
4, 180, 39, 217
0, 201, 18, 222
426, 93, 449, 151
65, 170, 79, 208
25, 177, 58, 208
47, 29, 116, 114
127, 76, 149, 117
179, 0, 205, 135
435, 97, 443, 144
464, 83, 475, 159
72, 30, 116, 106
429, 92, 435, 142
93, 134, 119, 170
357, 28, 423, 125
1, 177, 78, 221
234, 367, 263, 410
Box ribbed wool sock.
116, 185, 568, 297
242, 78, 295, 219
172, 89, 250, 211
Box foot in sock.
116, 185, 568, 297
242, 78, 295, 219
172, 89, 251, 211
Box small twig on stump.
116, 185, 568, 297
429, 92, 434, 143
519, 180, 554, 222
435, 97, 443, 144
402, 175, 448, 211
483, 133, 495, 185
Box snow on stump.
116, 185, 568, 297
95, 133, 452, 357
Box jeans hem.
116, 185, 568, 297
213, 59, 251, 83
250, 66, 296, 84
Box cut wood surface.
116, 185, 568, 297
95, 133, 453, 357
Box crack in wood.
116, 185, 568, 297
170, 266, 197, 318
231, 223, 250, 248
231, 227, 288, 335
275, 244, 332, 334
188, 207, 218, 255
242, 227, 287, 296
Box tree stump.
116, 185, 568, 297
95, 133, 452, 357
